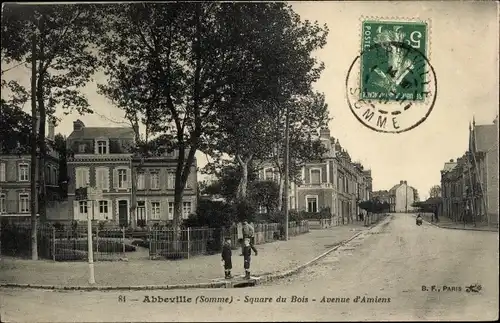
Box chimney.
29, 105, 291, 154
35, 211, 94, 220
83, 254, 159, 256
73, 119, 85, 131
400, 180, 404, 184
449, 159, 454, 163
319, 127, 330, 140
404, 181, 407, 184
48, 121, 55, 141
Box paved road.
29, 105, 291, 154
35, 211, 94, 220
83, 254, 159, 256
1, 214, 498, 322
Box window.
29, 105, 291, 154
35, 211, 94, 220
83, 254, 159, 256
307, 197, 318, 213
0, 193, 5, 213
97, 140, 107, 154
19, 164, 29, 182
52, 167, 58, 185
118, 169, 127, 189
258, 205, 267, 214
79, 201, 88, 215
151, 202, 160, 220
310, 169, 321, 184
168, 202, 174, 219
98, 201, 109, 218
137, 173, 145, 190
75, 167, 89, 189
167, 172, 175, 189
182, 201, 192, 217
96, 167, 109, 190
78, 144, 86, 153
0, 162, 6, 182
150, 171, 160, 190
19, 193, 30, 213
265, 168, 274, 181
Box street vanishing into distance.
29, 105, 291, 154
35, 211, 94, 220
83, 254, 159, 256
1, 214, 498, 322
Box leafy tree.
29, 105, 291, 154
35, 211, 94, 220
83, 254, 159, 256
2, 4, 103, 224
429, 185, 441, 198
266, 93, 330, 210
207, 6, 329, 203
0, 101, 31, 154
201, 162, 259, 203
248, 180, 280, 214
96, 3, 274, 235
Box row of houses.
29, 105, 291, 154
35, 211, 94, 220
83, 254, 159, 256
0, 119, 198, 227
257, 127, 373, 223
372, 180, 419, 213
440, 116, 498, 226
1, 121, 373, 226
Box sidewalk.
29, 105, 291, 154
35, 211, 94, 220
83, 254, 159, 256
0, 222, 372, 288
419, 213, 498, 232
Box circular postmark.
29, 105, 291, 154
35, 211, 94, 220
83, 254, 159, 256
346, 41, 437, 133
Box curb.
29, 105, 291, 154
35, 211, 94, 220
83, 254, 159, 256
419, 216, 498, 232
0, 217, 389, 292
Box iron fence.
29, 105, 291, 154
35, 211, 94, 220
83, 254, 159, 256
148, 227, 220, 260
2, 220, 311, 261
0, 222, 134, 261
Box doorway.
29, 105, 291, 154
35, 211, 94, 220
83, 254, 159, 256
118, 200, 128, 227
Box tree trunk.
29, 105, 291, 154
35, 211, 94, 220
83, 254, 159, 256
30, 32, 38, 260
36, 76, 46, 223
236, 155, 252, 201
278, 175, 285, 211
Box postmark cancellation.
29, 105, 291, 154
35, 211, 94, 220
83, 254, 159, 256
346, 17, 437, 133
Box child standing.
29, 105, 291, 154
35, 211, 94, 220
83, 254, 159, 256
242, 237, 252, 279
221, 237, 233, 279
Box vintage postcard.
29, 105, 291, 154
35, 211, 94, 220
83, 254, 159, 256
0, 1, 498, 322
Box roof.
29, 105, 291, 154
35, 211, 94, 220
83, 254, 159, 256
389, 184, 401, 193
68, 127, 135, 140
442, 162, 457, 172
474, 124, 497, 152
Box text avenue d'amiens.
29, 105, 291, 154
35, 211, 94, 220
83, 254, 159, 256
134, 295, 391, 304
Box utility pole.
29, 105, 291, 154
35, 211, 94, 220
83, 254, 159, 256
30, 29, 39, 260
284, 102, 290, 241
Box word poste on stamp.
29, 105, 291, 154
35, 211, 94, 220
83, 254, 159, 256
346, 18, 437, 133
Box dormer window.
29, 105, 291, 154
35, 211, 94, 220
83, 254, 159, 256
78, 144, 86, 153
95, 138, 109, 155
97, 141, 107, 154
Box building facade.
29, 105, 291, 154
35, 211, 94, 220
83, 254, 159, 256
256, 127, 373, 224
441, 116, 499, 225
0, 122, 60, 216
66, 119, 198, 227
131, 153, 197, 226
389, 180, 417, 213
66, 120, 135, 226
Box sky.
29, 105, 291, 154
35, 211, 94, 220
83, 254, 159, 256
2, 1, 498, 200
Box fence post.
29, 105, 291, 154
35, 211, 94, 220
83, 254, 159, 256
187, 227, 190, 259
52, 226, 56, 261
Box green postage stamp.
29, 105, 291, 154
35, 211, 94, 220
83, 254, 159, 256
360, 20, 428, 102
345, 17, 437, 134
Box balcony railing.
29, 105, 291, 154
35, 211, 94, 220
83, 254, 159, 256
299, 183, 333, 189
